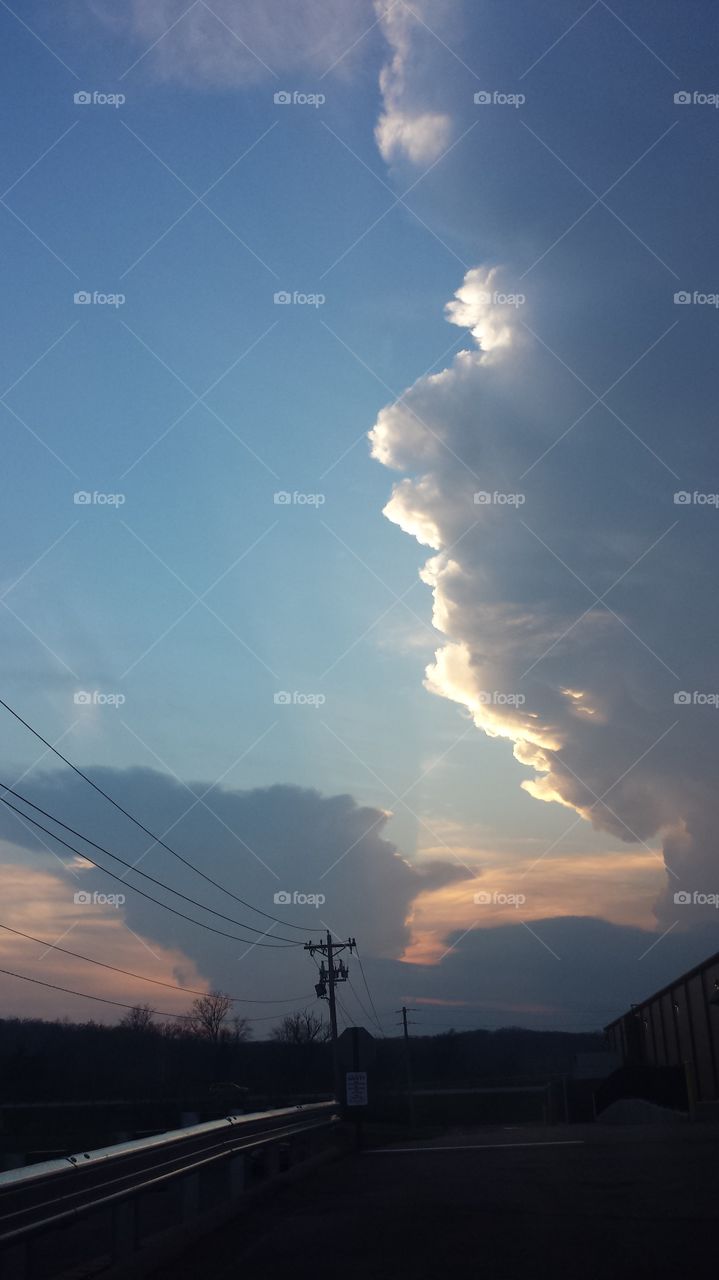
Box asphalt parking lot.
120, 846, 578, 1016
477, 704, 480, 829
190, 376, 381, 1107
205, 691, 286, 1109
154, 1123, 719, 1280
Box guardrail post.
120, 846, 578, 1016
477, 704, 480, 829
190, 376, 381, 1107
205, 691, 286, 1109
112, 1197, 137, 1264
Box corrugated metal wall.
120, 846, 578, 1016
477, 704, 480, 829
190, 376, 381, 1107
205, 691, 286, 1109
606, 953, 719, 1101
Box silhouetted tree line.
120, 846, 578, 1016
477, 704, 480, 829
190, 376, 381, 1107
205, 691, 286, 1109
0, 1007, 605, 1106
399, 1026, 605, 1088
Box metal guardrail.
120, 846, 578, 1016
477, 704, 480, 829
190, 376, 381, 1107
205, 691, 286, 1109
0, 1102, 338, 1279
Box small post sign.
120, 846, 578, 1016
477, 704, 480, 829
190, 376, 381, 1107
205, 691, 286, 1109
345, 1070, 368, 1107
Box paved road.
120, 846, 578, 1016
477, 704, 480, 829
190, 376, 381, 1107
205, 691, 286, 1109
154, 1124, 719, 1280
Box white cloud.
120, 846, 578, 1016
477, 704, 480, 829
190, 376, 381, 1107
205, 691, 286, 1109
383, 476, 444, 547
374, 0, 454, 166
375, 107, 452, 167
91, 0, 375, 87
89, 0, 458, 169
370, 264, 719, 927
445, 266, 526, 356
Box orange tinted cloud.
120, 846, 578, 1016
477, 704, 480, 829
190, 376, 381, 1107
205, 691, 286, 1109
402, 846, 664, 964
0, 855, 206, 1022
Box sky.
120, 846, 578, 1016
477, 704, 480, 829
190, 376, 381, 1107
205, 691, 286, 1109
1, 0, 719, 1036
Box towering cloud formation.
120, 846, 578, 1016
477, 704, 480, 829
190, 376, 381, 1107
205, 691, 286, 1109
370, 266, 719, 925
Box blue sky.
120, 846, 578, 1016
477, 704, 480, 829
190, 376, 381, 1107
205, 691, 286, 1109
0, 0, 578, 848
1, 1, 718, 1032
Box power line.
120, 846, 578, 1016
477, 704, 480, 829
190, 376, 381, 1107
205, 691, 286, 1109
335, 992, 352, 1030
0, 696, 311, 934
0, 780, 302, 945
346, 976, 380, 1033
0, 792, 298, 948
0, 921, 314, 1003
354, 945, 384, 1036
0, 965, 309, 1023
0, 966, 194, 1020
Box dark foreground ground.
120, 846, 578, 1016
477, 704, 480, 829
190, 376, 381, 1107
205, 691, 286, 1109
152, 1123, 719, 1280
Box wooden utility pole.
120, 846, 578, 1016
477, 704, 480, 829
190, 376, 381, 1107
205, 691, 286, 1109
398, 1006, 417, 1129
326, 931, 340, 1100
304, 933, 355, 1102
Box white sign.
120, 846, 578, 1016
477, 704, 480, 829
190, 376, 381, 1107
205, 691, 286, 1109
345, 1071, 368, 1107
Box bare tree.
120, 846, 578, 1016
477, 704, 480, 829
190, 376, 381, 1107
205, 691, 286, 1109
271, 1008, 330, 1044
231, 1015, 252, 1043
161, 1019, 191, 1040
119, 1004, 155, 1033
188, 991, 233, 1043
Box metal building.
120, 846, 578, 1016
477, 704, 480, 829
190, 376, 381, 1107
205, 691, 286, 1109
606, 949, 719, 1103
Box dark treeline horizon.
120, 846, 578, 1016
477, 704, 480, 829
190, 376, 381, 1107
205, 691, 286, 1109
0, 1012, 607, 1105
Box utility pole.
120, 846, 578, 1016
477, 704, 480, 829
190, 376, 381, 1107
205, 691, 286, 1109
398, 1006, 418, 1130
305, 932, 355, 1102
326, 932, 338, 1057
